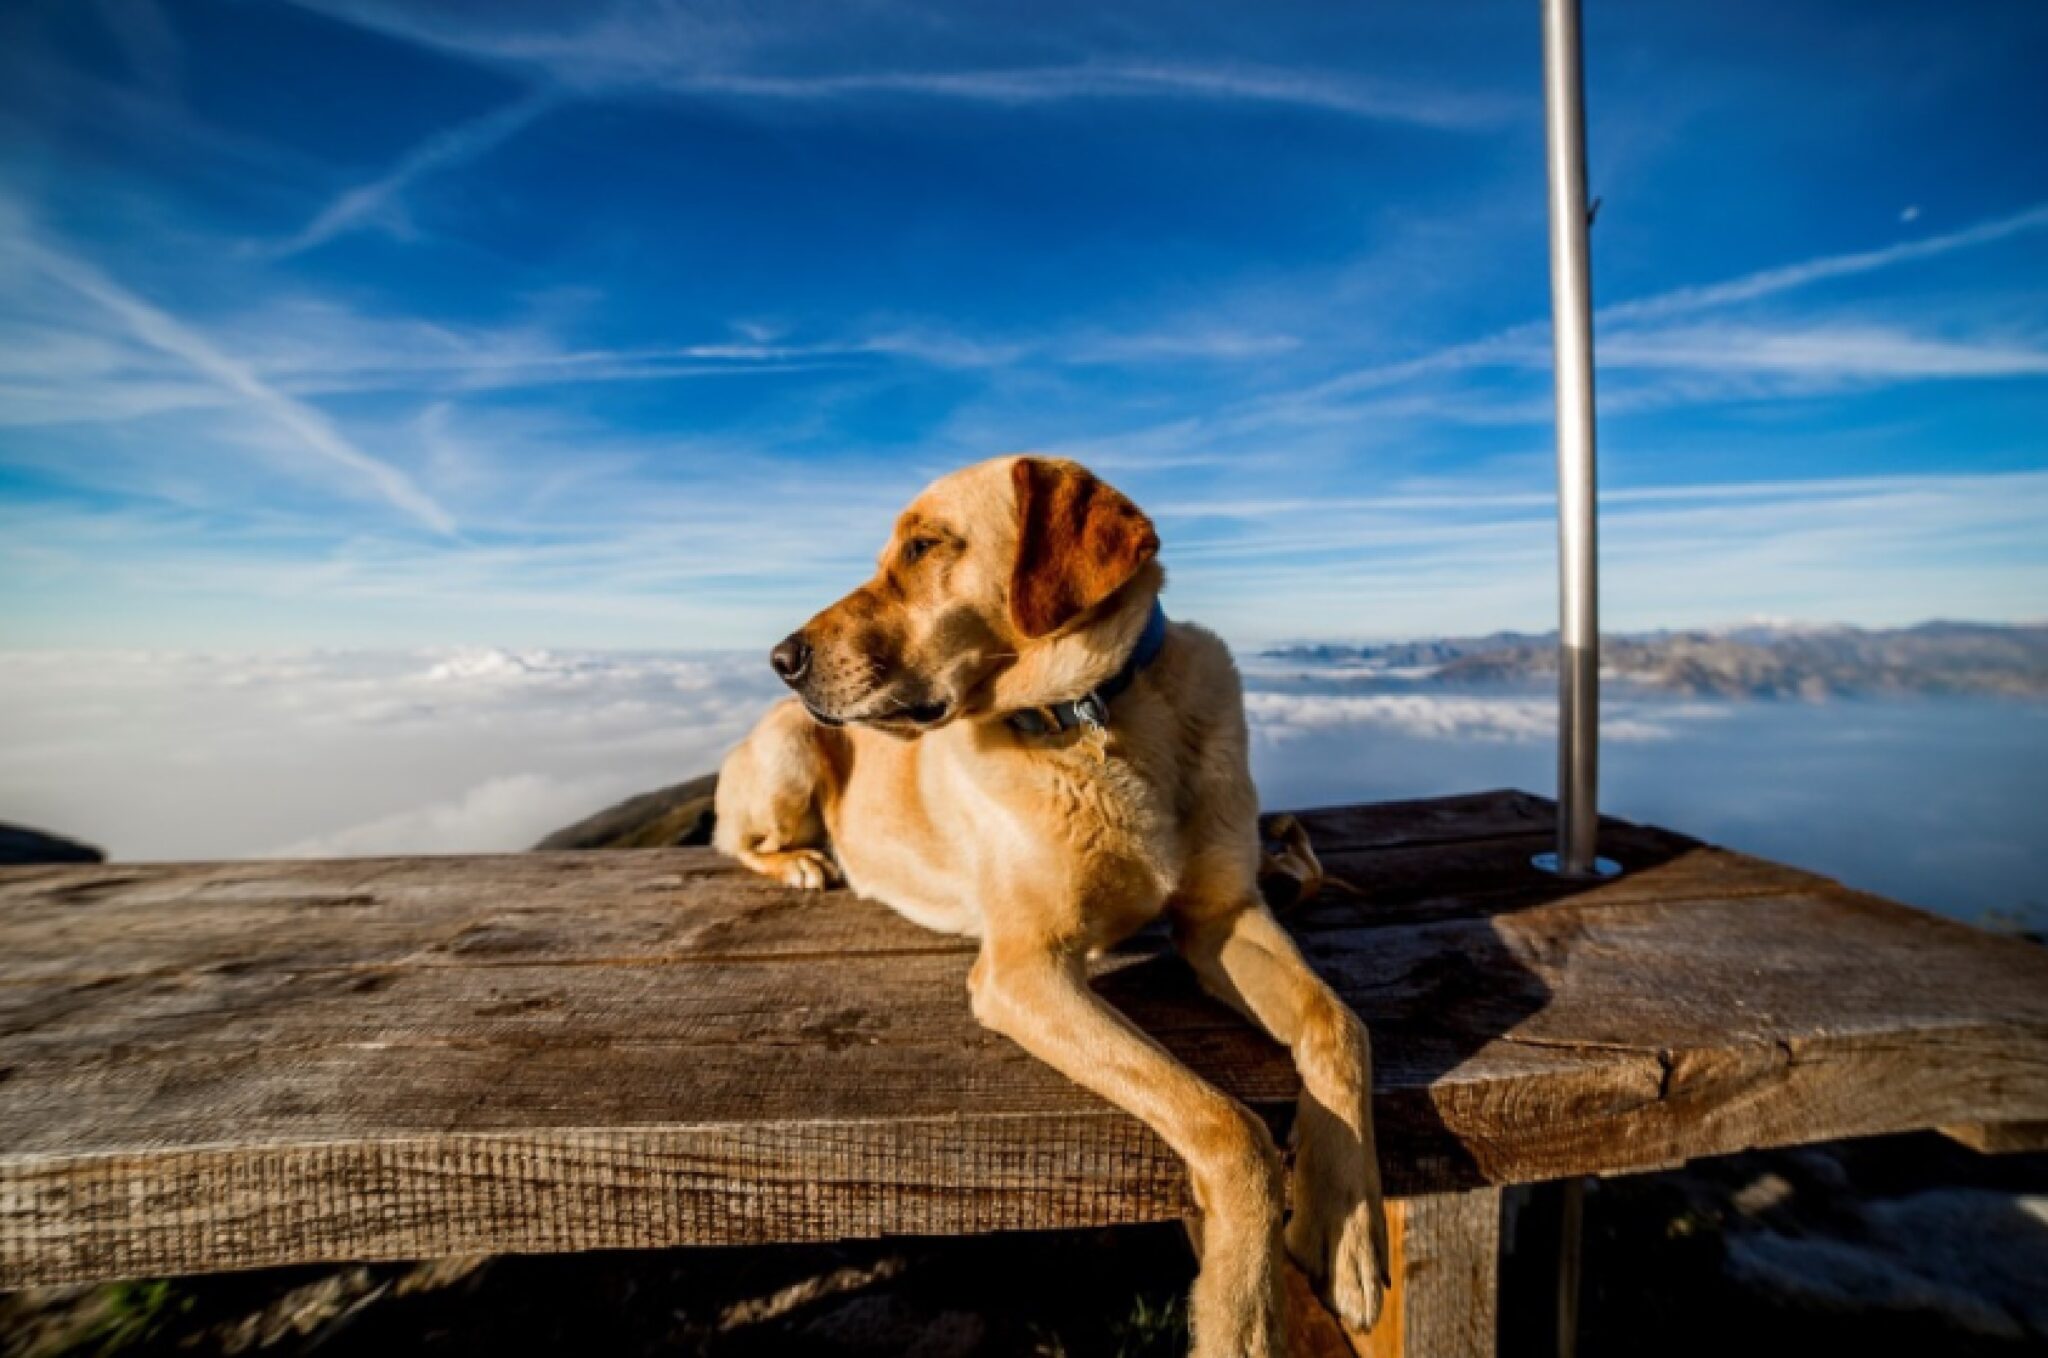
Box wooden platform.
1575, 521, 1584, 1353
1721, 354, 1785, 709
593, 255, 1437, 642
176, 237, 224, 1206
4, 790, 2046, 1302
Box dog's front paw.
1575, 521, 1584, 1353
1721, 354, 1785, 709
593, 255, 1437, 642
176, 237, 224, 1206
773, 848, 841, 891
1287, 1188, 1389, 1334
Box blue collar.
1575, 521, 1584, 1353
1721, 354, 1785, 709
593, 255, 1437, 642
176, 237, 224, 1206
1006, 600, 1169, 738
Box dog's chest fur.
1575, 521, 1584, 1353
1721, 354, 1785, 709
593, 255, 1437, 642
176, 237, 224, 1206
825, 702, 1187, 947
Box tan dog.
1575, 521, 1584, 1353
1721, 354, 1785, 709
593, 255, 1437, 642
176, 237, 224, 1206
715, 455, 1387, 1355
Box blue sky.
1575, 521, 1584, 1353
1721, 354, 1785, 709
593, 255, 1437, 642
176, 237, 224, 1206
2, 0, 2045, 649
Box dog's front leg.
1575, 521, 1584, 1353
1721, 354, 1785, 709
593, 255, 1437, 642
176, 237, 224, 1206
713, 699, 842, 891
969, 935, 1287, 1357
1173, 895, 1389, 1336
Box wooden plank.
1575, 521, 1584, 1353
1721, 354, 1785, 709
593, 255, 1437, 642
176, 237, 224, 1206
1401, 1190, 1501, 1358
0, 791, 1577, 985
4, 791, 2047, 1288
1312, 1190, 1498, 1358
4, 889, 2036, 1163
0, 853, 975, 985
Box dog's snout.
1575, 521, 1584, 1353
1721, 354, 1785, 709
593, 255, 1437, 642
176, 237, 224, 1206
769, 633, 812, 686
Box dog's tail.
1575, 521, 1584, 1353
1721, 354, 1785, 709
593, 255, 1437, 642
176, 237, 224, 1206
1258, 812, 1366, 910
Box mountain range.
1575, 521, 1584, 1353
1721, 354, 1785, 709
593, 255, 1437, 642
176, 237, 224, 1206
1263, 621, 2048, 700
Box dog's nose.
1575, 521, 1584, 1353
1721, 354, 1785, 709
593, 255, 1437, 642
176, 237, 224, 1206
769, 634, 812, 686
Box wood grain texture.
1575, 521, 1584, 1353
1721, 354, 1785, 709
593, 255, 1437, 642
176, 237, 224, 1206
1400, 1191, 1501, 1358
1337, 1191, 1499, 1358
4, 790, 2047, 1287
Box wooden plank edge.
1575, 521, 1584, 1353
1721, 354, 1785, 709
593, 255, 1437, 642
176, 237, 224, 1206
0, 1113, 1190, 1289
1385, 1023, 2048, 1194
8, 1018, 2044, 1289
1939, 1119, 2048, 1155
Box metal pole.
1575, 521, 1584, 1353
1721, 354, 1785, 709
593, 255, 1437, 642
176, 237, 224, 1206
1557, 1176, 1585, 1358
1536, 0, 1618, 879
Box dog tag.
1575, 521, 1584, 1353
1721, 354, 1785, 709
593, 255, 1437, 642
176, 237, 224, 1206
1073, 694, 1108, 731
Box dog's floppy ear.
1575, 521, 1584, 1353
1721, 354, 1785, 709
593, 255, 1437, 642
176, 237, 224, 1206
1008, 457, 1159, 639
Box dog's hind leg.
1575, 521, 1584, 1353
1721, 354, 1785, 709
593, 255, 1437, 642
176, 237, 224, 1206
713, 699, 842, 890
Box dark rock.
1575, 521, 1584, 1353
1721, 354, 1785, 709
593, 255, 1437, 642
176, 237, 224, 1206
1722, 1231, 2025, 1341
796, 1294, 985, 1356
1861, 1188, 2048, 1337
1553, 1132, 2048, 1358
532, 774, 719, 851
0, 822, 104, 865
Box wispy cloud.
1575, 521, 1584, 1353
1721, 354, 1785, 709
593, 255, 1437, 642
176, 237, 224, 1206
0, 292, 1322, 431
6, 450, 2042, 650
1152, 468, 2048, 525
93, 0, 184, 101
3, 218, 457, 534
656, 63, 1516, 129
1598, 202, 2048, 325
1598, 323, 2048, 380
1287, 319, 2048, 406
1069, 328, 1302, 365
259, 3, 1513, 262
1242, 200, 2048, 424
7, 1, 2045, 656
286, 4, 1516, 129
1146, 467, 2048, 642
272, 89, 558, 257
0, 294, 872, 428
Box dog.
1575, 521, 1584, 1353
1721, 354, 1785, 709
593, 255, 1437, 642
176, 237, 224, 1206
714, 455, 1388, 1355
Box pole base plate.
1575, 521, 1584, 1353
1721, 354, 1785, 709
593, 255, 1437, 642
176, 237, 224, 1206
1532, 851, 1622, 879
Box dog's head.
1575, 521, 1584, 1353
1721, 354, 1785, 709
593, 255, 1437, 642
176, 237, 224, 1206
770, 456, 1161, 735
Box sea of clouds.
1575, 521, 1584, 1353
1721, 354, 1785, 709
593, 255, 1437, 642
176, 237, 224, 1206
3, 646, 2043, 926
0, 646, 1709, 861
0, 648, 776, 859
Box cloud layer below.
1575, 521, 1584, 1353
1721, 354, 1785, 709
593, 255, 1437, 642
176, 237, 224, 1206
0, 645, 1711, 861
4, 645, 2042, 927
0, 648, 775, 860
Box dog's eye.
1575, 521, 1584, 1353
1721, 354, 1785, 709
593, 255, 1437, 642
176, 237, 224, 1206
902, 537, 941, 565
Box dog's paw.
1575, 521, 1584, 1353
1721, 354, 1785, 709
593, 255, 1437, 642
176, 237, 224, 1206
1188, 1286, 1284, 1358
1287, 1191, 1389, 1334
772, 848, 841, 891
